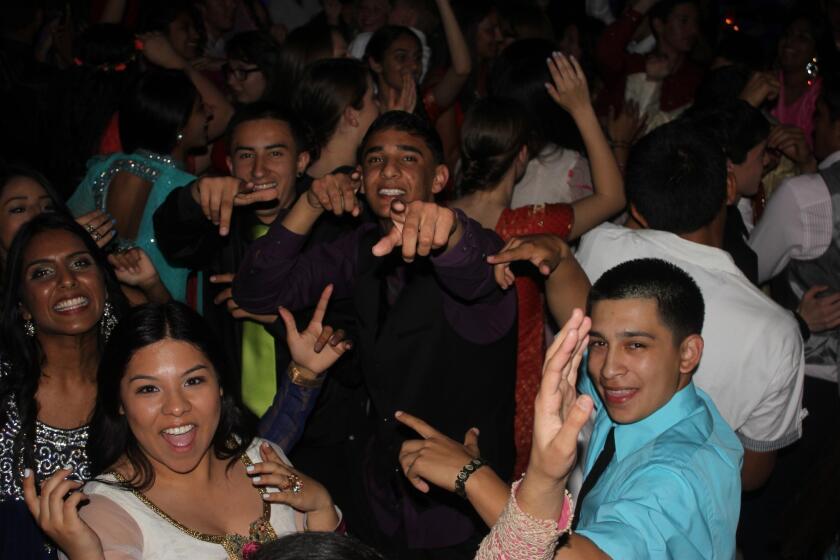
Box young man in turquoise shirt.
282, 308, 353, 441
395, 258, 743, 559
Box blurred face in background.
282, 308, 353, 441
225, 59, 267, 104
168, 10, 201, 60
357, 0, 389, 33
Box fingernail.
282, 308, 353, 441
472, 428, 480, 435
210, 276, 216, 282
262, 493, 271, 500
251, 476, 261, 483
63, 465, 73, 471
395, 410, 403, 417
23, 468, 31, 478
262, 442, 270, 448
246, 464, 255, 472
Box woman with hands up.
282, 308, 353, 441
23, 286, 350, 559
451, 50, 619, 475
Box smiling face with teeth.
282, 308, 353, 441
587, 298, 701, 425
360, 128, 449, 219
18, 229, 106, 337
120, 338, 222, 475
228, 118, 310, 225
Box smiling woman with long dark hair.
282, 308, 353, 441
23, 289, 351, 559
0, 213, 127, 559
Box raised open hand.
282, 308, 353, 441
278, 284, 352, 376
76, 210, 117, 249
528, 309, 593, 486
396, 411, 480, 494
383, 74, 418, 113
371, 200, 458, 262
545, 51, 591, 117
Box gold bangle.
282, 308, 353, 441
288, 360, 325, 388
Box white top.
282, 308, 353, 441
510, 146, 593, 209
347, 27, 431, 83
576, 223, 806, 451
748, 151, 838, 283
67, 438, 307, 559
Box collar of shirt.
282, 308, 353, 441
588, 383, 702, 471
818, 150, 840, 169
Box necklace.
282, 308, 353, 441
109, 453, 277, 560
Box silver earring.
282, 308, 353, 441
23, 319, 35, 337
176, 131, 184, 142
100, 302, 118, 341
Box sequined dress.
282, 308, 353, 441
68, 150, 196, 303
0, 366, 91, 559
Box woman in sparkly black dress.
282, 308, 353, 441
0, 213, 128, 559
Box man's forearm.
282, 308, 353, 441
282, 192, 325, 236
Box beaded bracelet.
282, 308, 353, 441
455, 457, 488, 498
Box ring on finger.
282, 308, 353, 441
85, 223, 96, 233
281, 474, 303, 495
92, 231, 102, 242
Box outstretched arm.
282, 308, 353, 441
545, 53, 625, 240
428, 0, 472, 110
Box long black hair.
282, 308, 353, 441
119, 68, 198, 155
89, 302, 256, 490
0, 213, 128, 473
0, 164, 69, 217
489, 38, 584, 154
292, 58, 370, 162
457, 98, 532, 196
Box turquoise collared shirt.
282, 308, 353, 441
576, 374, 743, 559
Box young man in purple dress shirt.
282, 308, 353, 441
234, 111, 517, 558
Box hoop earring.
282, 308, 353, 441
23, 319, 35, 337
100, 302, 118, 341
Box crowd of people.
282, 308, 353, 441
0, 0, 838, 558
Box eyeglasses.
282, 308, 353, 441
223, 63, 261, 81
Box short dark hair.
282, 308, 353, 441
89, 302, 255, 490
225, 102, 308, 155
649, 0, 698, 27
251, 532, 385, 560
625, 121, 727, 234
360, 110, 444, 164
587, 258, 705, 344
457, 98, 530, 195
225, 31, 284, 103
683, 99, 770, 165
119, 69, 198, 155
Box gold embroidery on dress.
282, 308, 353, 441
110, 453, 277, 560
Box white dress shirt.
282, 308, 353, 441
748, 151, 837, 283
576, 223, 806, 451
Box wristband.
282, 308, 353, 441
455, 457, 487, 498
287, 361, 325, 388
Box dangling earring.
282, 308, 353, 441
23, 319, 35, 337
807, 56, 819, 86
100, 302, 118, 341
